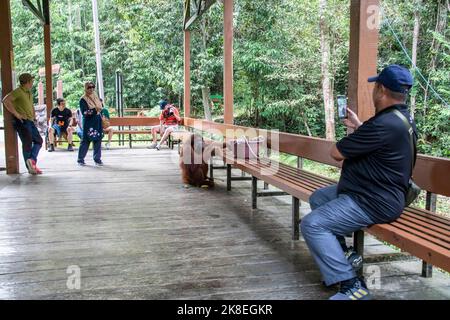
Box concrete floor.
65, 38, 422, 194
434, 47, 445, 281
0, 144, 449, 300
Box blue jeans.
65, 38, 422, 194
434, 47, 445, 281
300, 185, 376, 286
13, 119, 43, 164
77, 138, 102, 163
52, 124, 65, 137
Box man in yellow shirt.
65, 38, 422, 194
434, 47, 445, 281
2, 73, 43, 174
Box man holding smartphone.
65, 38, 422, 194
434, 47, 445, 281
300, 65, 417, 300
2, 73, 43, 174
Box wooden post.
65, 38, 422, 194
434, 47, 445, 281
348, 0, 379, 278
44, 23, 53, 119
348, 0, 380, 123
223, 0, 233, 124
184, 30, 191, 118
0, 0, 19, 174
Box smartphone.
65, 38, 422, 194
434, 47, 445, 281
337, 95, 347, 119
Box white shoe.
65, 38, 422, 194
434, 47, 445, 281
156, 144, 161, 151
147, 143, 157, 149
105, 143, 110, 150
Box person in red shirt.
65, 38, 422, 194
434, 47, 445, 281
148, 99, 181, 150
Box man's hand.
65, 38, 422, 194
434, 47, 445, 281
342, 108, 362, 130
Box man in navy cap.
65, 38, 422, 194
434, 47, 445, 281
300, 65, 417, 300
147, 99, 181, 150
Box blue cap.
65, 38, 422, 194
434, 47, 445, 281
159, 100, 168, 110
368, 64, 413, 93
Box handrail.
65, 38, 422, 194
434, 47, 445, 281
183, 117, 450, 197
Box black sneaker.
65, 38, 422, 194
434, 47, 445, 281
94, 161, 104, 166
67, 144, 74, 152
48, 144, 55, 152
77, 161, 86, 166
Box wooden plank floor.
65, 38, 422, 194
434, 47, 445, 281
0, 144, 449, 300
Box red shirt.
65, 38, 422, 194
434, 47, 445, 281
159, 105, 180, 126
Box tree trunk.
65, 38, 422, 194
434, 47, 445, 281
301, 111, 312, 137
319, 0, 335, 141
410, 0, 421, 119
201, 87, 213, 121
423, 1, 448, 116
68, 0, 76, 70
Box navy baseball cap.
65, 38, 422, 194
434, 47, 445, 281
159, 100, 168, 110
368, 64, 413, 93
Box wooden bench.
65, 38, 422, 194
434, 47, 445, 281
109, 117, 182, 149
183, 117, 450, 277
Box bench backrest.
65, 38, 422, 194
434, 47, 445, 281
109, 117, 160, 127
183, 117, 450, 197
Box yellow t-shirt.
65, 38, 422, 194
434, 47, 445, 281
10, 86, 34, 120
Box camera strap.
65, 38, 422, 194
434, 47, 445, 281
389, 108, 417, 177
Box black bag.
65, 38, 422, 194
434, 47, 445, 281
390, 109, 421, 207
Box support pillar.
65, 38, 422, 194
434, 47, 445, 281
223, 0, 233, 124
44, 23, 53, 119
348, 0, 380, 124
184, 30, 191, 118
0, 0, 19, 174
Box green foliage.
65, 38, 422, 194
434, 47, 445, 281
9, 0, 449, 157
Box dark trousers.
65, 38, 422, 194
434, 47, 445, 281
13, 119, 43, 164
77, 138, 102, 163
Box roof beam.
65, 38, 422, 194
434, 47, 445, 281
21, 0, 45, 24
184, 0, 217, 30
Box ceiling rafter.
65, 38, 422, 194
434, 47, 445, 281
183, 0, 218, 30
21, 0, 50, 25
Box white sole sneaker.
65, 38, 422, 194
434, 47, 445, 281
26, 159, 37, 175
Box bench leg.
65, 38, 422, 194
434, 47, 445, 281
129, 134, 132, 148
353, 230, 364, 278
227, 164, 232, 191
422, 261, 433, 278
422, 191, 435, 278
252, 176, 258, 209
292, 197, 300, 240
209, 159, 214, 181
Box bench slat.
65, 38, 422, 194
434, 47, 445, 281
405, 207, 450, 226
226, 157, 324, 196
400, 214, 450, 236
367, 224, 450, 272
402, 211, 450, 232
393, 218, 450, 245
388, 221, 450, 250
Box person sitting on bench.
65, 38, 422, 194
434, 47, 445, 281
300, 65, 417, 300
147, 99, 181, 151
48, 98, 74, 152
